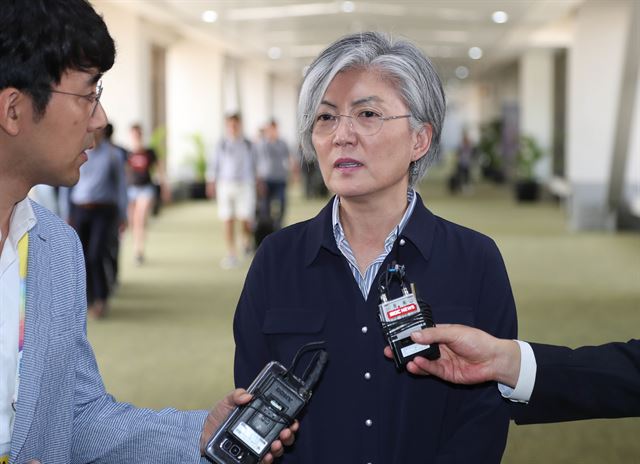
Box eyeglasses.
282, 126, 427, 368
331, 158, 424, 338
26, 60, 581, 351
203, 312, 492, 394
312, 110, 411, 136
50, 80, 103, 117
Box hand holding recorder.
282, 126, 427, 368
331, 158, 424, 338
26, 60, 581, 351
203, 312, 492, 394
205, 342, 328, 464
200, 389, 299, 463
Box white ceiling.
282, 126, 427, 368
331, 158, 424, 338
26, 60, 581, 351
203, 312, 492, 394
119, 0, 583, 80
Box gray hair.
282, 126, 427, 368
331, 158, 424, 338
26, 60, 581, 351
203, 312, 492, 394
298, 31, 446, 187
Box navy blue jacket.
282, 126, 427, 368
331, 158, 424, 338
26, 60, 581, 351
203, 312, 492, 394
510, 340, 640, 424
234, 195, 517, 463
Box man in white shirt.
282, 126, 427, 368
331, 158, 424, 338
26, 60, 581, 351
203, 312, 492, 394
385, 324, 640, 423
206, 113, 259, 268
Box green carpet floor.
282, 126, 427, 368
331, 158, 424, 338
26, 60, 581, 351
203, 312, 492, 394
88, 178, 639, 463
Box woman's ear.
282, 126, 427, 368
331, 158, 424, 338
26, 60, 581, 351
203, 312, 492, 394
0, 88, 24, 136
412, 123, 433, 162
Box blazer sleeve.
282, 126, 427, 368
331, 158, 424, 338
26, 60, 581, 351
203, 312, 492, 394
510, 340, 640, 424
67, 234, 208, 464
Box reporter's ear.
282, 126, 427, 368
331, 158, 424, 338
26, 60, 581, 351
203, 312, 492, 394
0, 87, 25, 136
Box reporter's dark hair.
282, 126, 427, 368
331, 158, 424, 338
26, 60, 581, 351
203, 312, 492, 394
0, 0, 115, 117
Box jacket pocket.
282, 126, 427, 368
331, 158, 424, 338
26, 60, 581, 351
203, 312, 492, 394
262, 309, 326, 334
432, 305, 474, 326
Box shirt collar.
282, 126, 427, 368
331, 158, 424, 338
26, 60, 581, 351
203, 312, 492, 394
305, 189, 433, 266
1, 197, 37, 247
331, 189, 417, 252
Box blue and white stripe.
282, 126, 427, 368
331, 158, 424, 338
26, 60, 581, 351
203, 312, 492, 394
332, 189, 417, 299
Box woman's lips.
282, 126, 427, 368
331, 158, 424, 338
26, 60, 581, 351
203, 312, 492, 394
334, 158, 363, 169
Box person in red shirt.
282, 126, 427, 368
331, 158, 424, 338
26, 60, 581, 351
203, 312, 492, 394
127, 124, 157, 265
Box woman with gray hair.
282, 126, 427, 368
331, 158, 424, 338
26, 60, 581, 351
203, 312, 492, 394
233, 31, 517, 463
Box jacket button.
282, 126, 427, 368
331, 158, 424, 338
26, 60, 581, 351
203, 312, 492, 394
361, 326, 368, 334
365, 419, 373, 427
364, 372, 371, 380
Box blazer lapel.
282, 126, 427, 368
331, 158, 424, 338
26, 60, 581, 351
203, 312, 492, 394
10, 227, 53, 462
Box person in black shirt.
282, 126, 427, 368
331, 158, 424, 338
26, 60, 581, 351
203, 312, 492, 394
127, 123, 157, 265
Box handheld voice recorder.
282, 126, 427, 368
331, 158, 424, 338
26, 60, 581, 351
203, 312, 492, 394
378, 263, 440, 369
205, 342, 328, 464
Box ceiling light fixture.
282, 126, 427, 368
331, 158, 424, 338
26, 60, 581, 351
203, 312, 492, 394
341, 2, 355, 13
202, 10, 218, 23
268, 47, 282, 60
455, 66, 469, 79
492, 11, 508, 24
468, 46, 483, 60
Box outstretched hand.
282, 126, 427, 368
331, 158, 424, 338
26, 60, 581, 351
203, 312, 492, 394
383, 324, 521, 387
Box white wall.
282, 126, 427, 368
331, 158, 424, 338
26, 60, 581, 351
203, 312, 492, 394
626, 80, 640, 197
477, 63, 519, 126
271, 75, 301, 150
238, 60, 271, 141
520, 49, 554, 181
442, 81, 483, 153
567, 2, 628, 184
93, 1, 150, 149
166, 41, 224, 182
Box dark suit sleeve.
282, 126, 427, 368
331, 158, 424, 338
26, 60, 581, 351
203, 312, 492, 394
510, 340, 640, 424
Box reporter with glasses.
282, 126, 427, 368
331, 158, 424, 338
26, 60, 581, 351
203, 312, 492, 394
233, 31, 517, 463
0, 1, 295, 462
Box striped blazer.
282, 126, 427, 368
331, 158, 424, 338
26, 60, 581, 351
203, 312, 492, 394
10, 201, 208, 464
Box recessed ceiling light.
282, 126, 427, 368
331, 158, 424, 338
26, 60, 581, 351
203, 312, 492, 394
492, 11, 508, 24
468, 46, 483, 60
341, 1, 355, 13
268, 47, 282, 59
455, 66, 469, 79
202, 10, 218, 23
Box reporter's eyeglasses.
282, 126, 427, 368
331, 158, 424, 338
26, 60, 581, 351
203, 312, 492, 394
50, 80, 103, 117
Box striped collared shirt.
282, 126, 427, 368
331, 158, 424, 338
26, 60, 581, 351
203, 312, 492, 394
332, 189, 417, 299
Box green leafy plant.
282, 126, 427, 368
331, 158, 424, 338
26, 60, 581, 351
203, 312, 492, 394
149, 125, 167, 161
186, 132, 206, 182
516, 135, 543, 180
478, 119, 504, 182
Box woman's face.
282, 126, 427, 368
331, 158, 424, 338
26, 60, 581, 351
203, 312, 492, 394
311, 67, 431, 203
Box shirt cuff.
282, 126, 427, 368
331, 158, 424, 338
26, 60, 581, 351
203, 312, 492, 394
497, 340, 537, 403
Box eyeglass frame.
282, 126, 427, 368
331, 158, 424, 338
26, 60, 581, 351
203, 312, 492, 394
310, 111, 412, 136
50, 80, 103, 117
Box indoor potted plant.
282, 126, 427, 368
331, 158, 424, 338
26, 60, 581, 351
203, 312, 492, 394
478, 119, 505, 183
186, 132, 207, 199
515, 135, 543, 202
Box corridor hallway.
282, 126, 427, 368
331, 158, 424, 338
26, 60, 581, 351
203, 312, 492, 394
89, 179, 639, 463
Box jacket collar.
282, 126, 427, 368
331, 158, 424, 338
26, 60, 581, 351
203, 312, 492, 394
304, 192, 436, 266
11, 202, 52, 462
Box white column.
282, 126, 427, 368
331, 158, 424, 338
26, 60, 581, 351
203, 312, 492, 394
519, 49, 554, 181
271, 75, 301, 149
166, 42, 223, 182
93, 1, 151, 148
238, 60, 271, 140
566, 0, 636, 230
